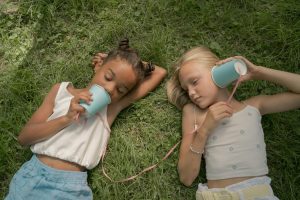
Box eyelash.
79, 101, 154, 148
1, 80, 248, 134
183, 79, 198, 92
104, 73, 126, 94
104, 74, 112, 81
192, 79, 198, 85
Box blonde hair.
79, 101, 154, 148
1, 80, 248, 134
167, 46, 219, 110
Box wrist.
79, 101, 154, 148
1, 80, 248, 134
61, 115, 73, 126
197, 126, 210, 138
190, 130, 208, 155
193, 128, 209, 145
252, 65, 266, 80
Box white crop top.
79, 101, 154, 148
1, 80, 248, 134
204, 105, 268, 180
31, 82, 111, 169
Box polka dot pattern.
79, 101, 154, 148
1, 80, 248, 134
204, 105, 268, 180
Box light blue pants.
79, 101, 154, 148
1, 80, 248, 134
197, 176, 279, 200
5, 155, 92, 200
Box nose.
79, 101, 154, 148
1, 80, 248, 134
103, 82, 115, 97
188, 87, 196, 98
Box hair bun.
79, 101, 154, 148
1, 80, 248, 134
118, 38, 130, 51
144, 61, 155, 76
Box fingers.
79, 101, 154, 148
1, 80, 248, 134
73, 91, 93, 104
65, 90, 94, 121
68, 99, 85, 120
233, 56, 251, 65
210, 101, 232, 109
97, 53, 108, 58
215, 55, 252, 66
202, 102, 233, 132
92, 52, 108, 66
215, 57, 235, 66
208, 102, 234, 120
216, 55, 255, 69
70, 103, 86, 113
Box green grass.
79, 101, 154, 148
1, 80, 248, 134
1, 0, 299, 199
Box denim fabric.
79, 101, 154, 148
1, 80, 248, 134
5, 155, 92, 200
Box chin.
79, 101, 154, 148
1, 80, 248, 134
197, 99, 214, 109
196, 102, 209, 109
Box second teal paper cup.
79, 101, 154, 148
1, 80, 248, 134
211, 59, 247, 88
80, 84, 111, 118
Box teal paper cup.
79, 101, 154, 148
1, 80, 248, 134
80, 84, 111, 118
211, 59, 247, 88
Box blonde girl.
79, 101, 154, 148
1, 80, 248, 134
167, 46, 300, 200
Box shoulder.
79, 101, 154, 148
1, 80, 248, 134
51, 83, 61, 92
46, 83, 61, 99
182, 103, 194, 113
182, 103, 207, 132
243, 95, 269, 115
243, 95, 265, 111
39, 83, 61, 107
183, 103, 206, 118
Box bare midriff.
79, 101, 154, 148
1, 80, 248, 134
207, 175, 264, 188
37, 154, 86, 172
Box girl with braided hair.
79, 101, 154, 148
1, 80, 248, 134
5, 38, 167, 200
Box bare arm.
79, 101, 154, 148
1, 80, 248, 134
218, 56, 300, 115
18, 84, 91, 146
237, 56, 300, 115
178, 102, 233, 186
254, 66, 300, 115
178, 104, 208, 186
18, 84, 68, 146
254, 66, 300, 94
107, 64, 167, 126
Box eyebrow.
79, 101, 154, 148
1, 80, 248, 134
108, 68, 129, 91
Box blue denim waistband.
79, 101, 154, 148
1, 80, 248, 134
29, 154, 88, 184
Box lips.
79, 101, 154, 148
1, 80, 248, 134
193, 97, 201, 102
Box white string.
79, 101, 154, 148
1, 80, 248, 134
193, 104, 198, 131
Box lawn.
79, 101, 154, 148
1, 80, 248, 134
0, 0, 299, 199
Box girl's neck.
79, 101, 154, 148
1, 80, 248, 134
216, 89, 244, 112
216, 89, 231, 102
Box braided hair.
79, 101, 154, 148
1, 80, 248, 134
102, 38, 154, 82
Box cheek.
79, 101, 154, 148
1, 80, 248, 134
208, 82, 219, 96
91, 72, 105, 84
110, 95, 122, 104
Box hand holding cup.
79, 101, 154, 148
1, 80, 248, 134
211, 58, 247, 88
79, 84, 111, 118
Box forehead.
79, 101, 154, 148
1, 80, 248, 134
179, 61, 206, 79
104, 59, 137, 88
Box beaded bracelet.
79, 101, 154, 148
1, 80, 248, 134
189, 144, 204, 155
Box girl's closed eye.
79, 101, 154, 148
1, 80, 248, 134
104, 73, 113, 81
192, 79, 198, 86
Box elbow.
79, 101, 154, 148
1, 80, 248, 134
17, 133, 29, 147
178, 166, 196, 187
17, 135, 26, 146
179, 174, 194, 187
155, 66, 167, 79
160, 67, 167, 78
